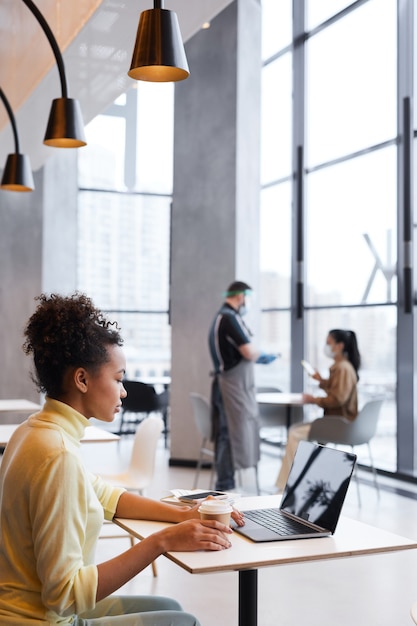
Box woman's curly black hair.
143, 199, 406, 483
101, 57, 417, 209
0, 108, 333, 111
23, 293, 123, 398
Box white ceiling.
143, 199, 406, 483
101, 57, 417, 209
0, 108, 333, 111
0, 0, 233, 171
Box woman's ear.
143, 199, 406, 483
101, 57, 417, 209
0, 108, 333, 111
74, 367, 89, 393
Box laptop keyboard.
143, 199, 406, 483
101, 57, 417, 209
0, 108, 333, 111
243, 508, 319, 536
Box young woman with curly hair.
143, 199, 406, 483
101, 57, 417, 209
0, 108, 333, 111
0, 293, 244, 625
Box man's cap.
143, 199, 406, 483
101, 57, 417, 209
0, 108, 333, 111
224, 281, 252, 297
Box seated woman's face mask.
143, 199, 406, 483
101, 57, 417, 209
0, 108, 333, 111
324, 344, 334, 359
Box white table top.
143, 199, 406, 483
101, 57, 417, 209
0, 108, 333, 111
0, 399, 41, 413
115, 495, 417, 575
0, 424, 120, 447
256, 392, 304, 406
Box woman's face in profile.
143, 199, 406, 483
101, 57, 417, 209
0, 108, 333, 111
83, 345, 127, 423
326, 334, 344, 359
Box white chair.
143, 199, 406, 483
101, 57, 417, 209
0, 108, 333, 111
189, 392, 215, 489
411, 600, 417, 624
308, 398, 384, 505
99, 414, 164, 576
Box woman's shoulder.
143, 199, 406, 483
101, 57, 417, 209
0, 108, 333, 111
334, 359, 357, 376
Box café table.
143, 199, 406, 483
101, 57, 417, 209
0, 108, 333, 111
256, 392, 304, 431
0, 424, 120, 447
0, 399, 41, 414
115, 494, 417, 626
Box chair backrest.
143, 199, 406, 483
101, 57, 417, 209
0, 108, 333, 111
122, 380, 159, 413
346, 398, 384, 446
189, 392, 212, 441
128, 415, 164, 486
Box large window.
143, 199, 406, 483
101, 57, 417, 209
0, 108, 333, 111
259, 0, 412, 477
77, 84, 174, 379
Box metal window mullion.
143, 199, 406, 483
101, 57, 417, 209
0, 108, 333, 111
290, 0, 306, 392
397, 0, 414, 474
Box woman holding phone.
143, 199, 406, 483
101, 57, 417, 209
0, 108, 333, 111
275, 329, 361, 491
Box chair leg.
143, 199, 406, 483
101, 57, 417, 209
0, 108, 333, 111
367, 443, 380, 498
351, 446, 361, 507
209, 461, 215, 490
254, 465, 260, 495
193, 454, 204, 489
151, 559, 158, 577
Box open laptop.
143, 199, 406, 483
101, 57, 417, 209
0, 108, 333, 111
235, 440, 356, 542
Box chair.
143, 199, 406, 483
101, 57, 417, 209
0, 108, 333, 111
411, 600, 417, 624
99, 414, 164, 576
308, 398, 384, 504
189, 393, 215, 489
157, 387, 170, 448
117, 380, 160, 435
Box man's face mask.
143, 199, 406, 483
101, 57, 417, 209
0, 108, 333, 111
239, 294, 251, 316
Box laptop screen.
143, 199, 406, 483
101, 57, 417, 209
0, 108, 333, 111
280, 441, 356, 533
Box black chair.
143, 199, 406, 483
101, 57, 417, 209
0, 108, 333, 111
117, 380, 160, 435
157, 388, 170, 448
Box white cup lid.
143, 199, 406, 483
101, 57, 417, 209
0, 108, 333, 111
198, 500, 233, 514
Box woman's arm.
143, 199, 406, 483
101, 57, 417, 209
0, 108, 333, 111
96, 517, 232, 601
115, 491, 245, 525
115, 490, 199, 522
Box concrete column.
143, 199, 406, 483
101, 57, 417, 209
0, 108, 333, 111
0, 150, 78, 412
170, 0, 262, 463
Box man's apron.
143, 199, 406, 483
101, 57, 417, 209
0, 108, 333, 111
218, 359, 260, 470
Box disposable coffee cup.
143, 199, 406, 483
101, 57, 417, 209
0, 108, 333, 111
198, 499, 233, 526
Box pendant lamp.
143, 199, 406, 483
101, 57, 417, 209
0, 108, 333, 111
129, 0, 189, 82
0, 88, 34, 192
21, 0, 86, 148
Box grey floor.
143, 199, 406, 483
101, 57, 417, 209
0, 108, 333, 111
81, 432, 417, 626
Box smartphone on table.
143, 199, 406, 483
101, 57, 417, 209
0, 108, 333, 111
178, 490, 228, 504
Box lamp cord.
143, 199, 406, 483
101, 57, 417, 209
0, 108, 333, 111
21, 0, 69, 98
0, 88, 20, 153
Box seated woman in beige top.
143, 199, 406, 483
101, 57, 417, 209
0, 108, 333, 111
276, 329, 361, 491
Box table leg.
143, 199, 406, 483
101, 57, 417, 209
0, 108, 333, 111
286, 405, 291, 432
239, 569, 258, 626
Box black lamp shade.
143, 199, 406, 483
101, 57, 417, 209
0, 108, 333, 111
43, 97, 87, 147
128, 8, 189, 82
1, 153, 35, 192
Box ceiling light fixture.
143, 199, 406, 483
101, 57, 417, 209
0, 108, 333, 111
128, 0, 189, 82
21, 0, 86, 148
0, 88, 34, 192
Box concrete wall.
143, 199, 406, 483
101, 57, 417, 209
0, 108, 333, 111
170, 0, 262, 463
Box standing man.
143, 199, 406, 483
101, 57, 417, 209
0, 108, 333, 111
208, 281, 276, 491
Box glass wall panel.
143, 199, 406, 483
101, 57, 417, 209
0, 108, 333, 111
261, 54, 292, 184
135, 82, 174, 194
306, 0, 396, 167
259, 182, 291, 309
257, 311, 291, 392
78, 115, 126, 190
261, 0, 292, 60
78, 85, 173, 194
110, 312, 171, 380
306, 0, 358, 30
305, 146, 397, 306
78, 191, 171, 312
305, 306, 397, 472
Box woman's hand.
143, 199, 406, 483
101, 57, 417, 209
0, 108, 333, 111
302, 392, 316, 404
155, 518, 233, 552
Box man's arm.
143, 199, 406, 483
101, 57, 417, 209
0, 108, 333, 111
239, 342, 260, 361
